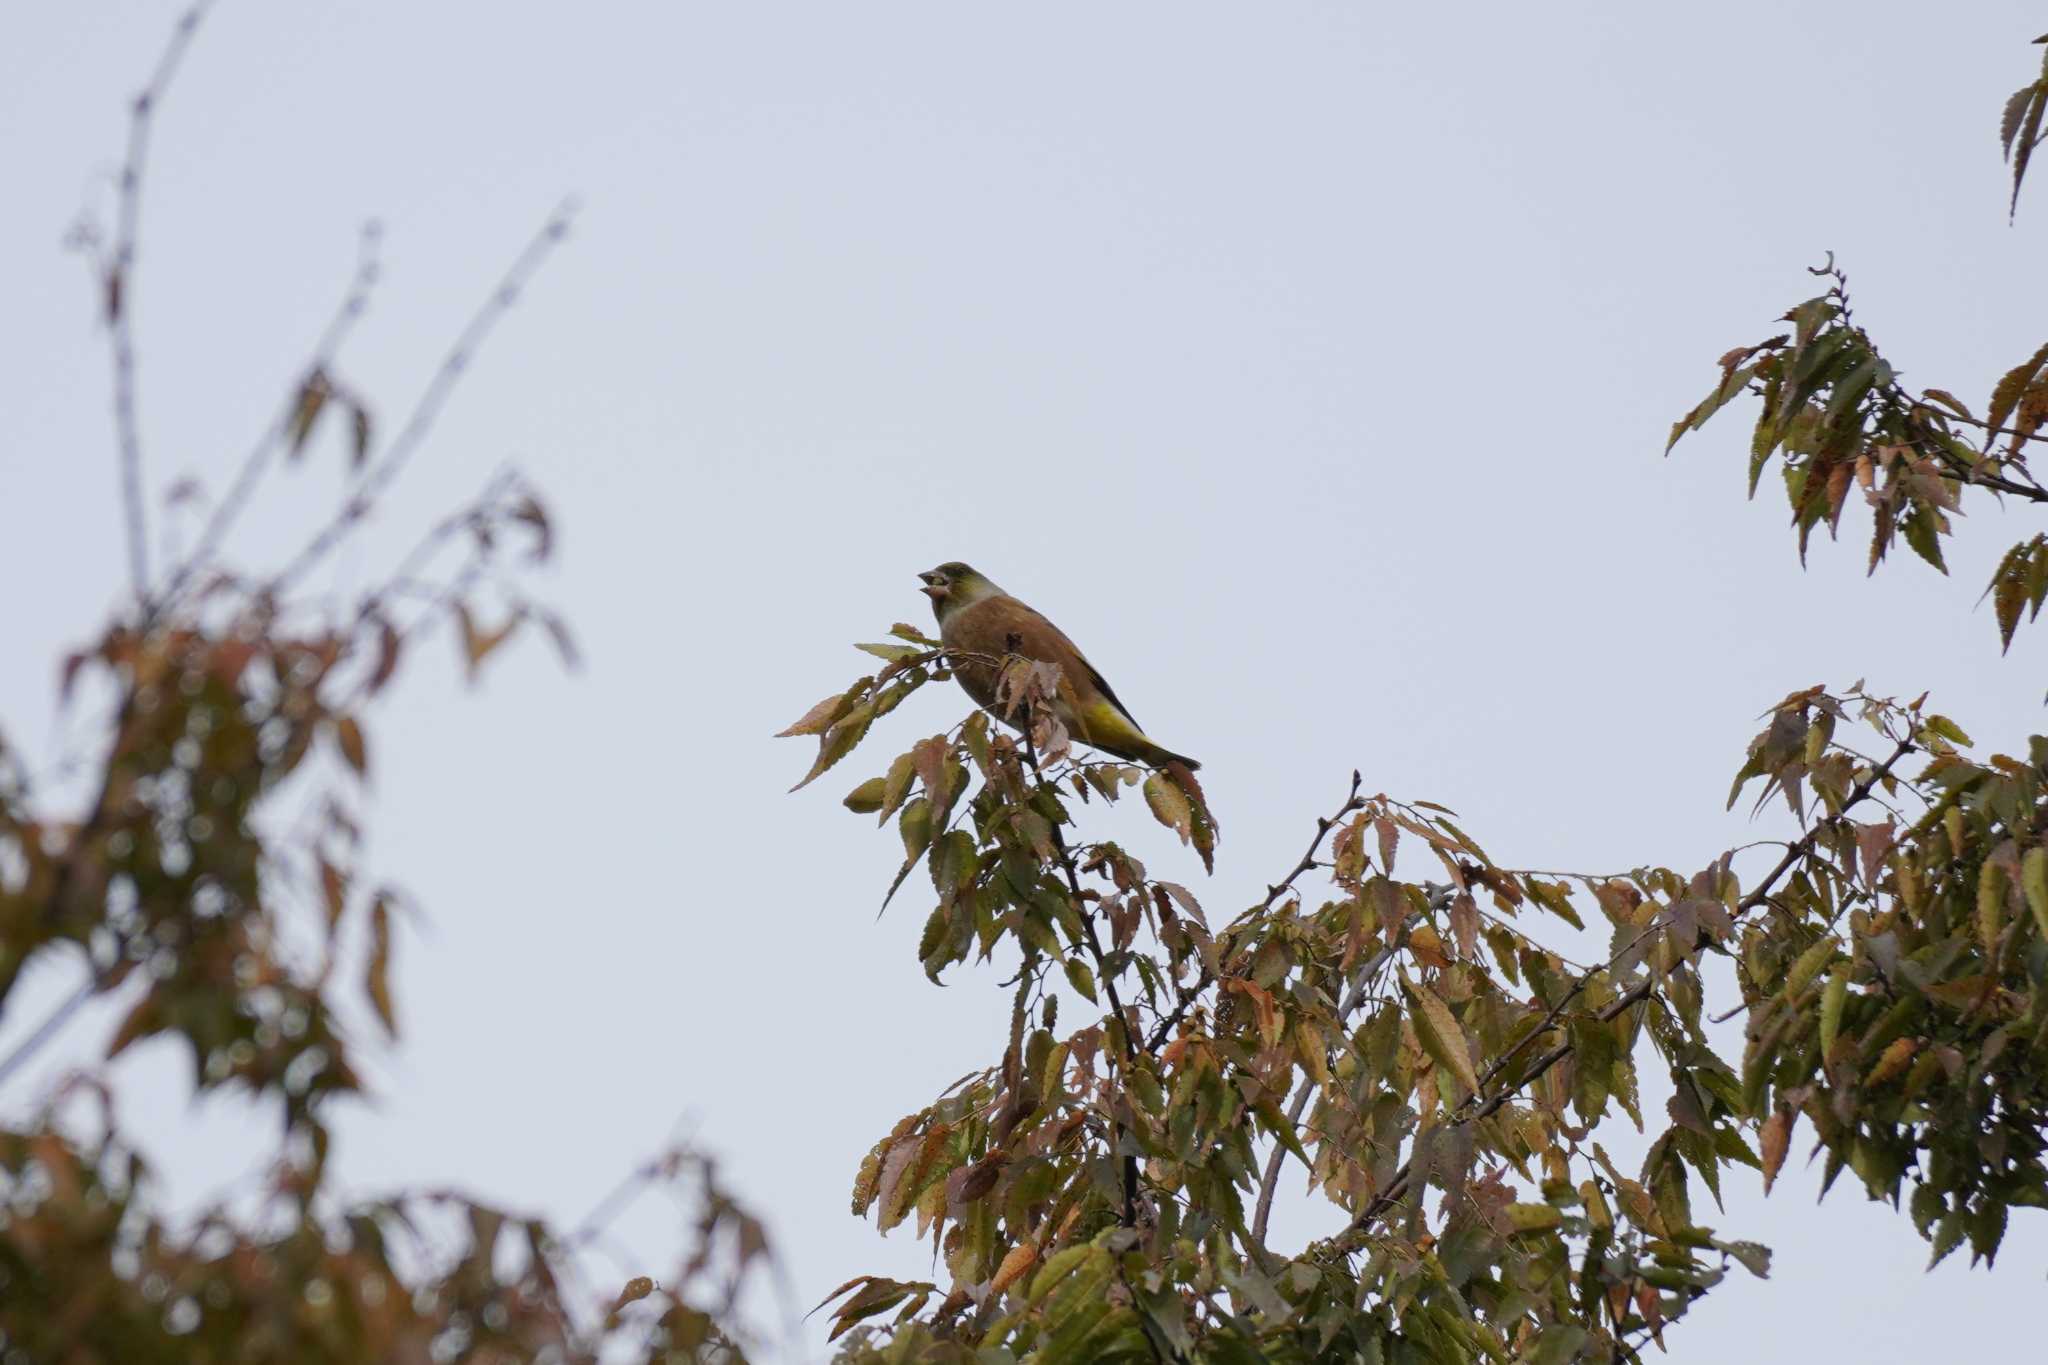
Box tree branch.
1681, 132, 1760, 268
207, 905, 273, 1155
149, 220, 385, 621
1143, 772, 1366, 1055
104, 2, 213, 604
269, 200, 578, 595
1336, 733, 1917, 1246
1017, 719, 1144, 1228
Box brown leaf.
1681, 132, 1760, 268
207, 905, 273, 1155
1760, 1108, 1795, 1193
778, 685, 861, 738
1375, 815, 1399, 874
1866, 1036, 1918, 1087
334, 715, 368, 778
511, 494, 553, 561
1225, 977, 1282, 1048
1853, 820, 1894, 886
367, 616, 403, 694
991, 1241, 1039, 1296
456, 604, 521, 681
287, 369, 333, 460
1987, 342, 2048, 438
1144, 773, 1193, 844
1449, 893, 1480, 960
366, 893, 397, 1037
609, 1276, 655, 1318
319, 858, 348, 930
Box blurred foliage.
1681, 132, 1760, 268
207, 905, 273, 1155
1, 6, 769, 1361
781, 31, 2048, 1365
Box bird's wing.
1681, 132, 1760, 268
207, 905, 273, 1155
961, 596, 1144, 730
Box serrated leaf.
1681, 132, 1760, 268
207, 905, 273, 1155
992, 1241, 1039, 1296
1760, 1109, 1794, 1194
778, 685, 863, 738
790, 706, 874, 791
1400, 971, 1480, 1098
1988, 342, 2048, 436
1142, 772, 1193, 844
856, 641, 926, 663
1063, 957, 1097, 1004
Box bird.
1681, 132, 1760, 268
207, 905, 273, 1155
917, 562, 1199, 771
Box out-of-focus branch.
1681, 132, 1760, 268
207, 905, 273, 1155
149, 221, 385, 621
104, 2, 214, 604
1337, 734, 1918, 1245
270, 200, 578, 595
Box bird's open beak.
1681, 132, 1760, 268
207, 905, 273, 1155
917, 572, 944, 600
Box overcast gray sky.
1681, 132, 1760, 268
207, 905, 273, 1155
4, 2, 2046, 1359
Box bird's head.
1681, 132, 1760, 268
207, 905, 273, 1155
918, 562, 1001, 623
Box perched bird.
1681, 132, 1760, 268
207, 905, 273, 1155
918, 562, 1199, 771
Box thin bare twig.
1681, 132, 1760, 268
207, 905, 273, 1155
270, 200, 579, 595
149, 221, 386, 620
1337, 734, 1917, 1245
104, 2, 214, 603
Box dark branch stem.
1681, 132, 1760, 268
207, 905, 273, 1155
1018, 720, 1143, 1228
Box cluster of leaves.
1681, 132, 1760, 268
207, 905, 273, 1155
2001, 34, 2048, 219
1669, 33, 2048, 652
791, 646, 2031, 1361
0, 1078, 769, 1363
2, 8, 772, 1361
1735, 695, 2048, 1267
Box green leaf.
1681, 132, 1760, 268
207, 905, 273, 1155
789, 706, 874, 791
1901, 504, 1948, 574
1400, 972, 1480, 1098
1819, 965, 1848, 1059
843, 776, 887, 813
2022, 847, 2048, 941
877, 751, 919, 825
1064, 957, 1098, 1004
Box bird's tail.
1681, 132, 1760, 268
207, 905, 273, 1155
1143, 744, 1200, 772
